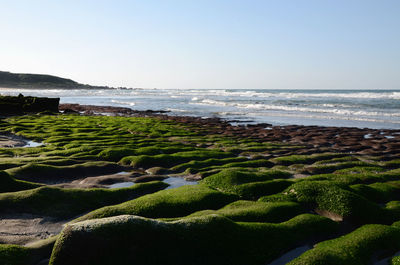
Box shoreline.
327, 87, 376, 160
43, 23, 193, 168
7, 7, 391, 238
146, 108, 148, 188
2, 88, 400, 130
59, 103, 400, 156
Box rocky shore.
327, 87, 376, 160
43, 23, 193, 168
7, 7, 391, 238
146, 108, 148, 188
1, 102, 400, 265
60, 103, 400, 156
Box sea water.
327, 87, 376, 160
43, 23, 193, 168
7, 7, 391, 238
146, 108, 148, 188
1, 88, 399, 129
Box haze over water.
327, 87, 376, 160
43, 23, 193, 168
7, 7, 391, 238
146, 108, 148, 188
1, 88, 399, 129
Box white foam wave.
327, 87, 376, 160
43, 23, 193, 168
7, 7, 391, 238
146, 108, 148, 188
276, 92, 400, 100
192, 99, 400, 117
247, 112, 400, 124
166, 108, 191, 113
200, 99, 228, 106
2, 87, 399, 101
111, 99, 135, 106
152, 89, 400, 100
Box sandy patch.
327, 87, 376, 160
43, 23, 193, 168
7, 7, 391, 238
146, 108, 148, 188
0, 134, 26, 148
0, 213, 67, 245
314, 209, 343, 222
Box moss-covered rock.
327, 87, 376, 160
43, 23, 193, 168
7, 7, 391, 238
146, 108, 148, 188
184, 200, 305, 223
1, 113, 400, 264
0, 236, 56, 265
0, 181, 167, 218
0, 244, 29, 265
120, 150, 233, 169
50, 213, 338, 265
0, 171, 41, 193
6, 161, 124, 183
270, 153, 345, 166
74, 185, 238, 221
350, 181, 400, 203
280, 181, 385, 223
288, 224, 400, 265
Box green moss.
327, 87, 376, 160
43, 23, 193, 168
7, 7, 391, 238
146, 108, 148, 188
233, 179, 293, 199
282, 181, 384, 222
120, 150, 233, 169
0, 171, 41, 193
50, 213, 338, 265
0, 236, 59, 265
0, 244, 29, 265
170, 157, 248, 173
2, 113, 400, 263
305, 171, 396, 185
184, 200, 305, 223
305, 161, 377, 174
0, 157, 86, 170
288, 224, 400, 265
391, 255, 400, 265
74, 185, 238, 221
6, 161, 124, 183
0, 181, 167, 218
270, 153, 345, 166
312, 156, 360, 165
41, 146, 102, 157
384, 159, 400, 169
98, 145, 193, 162
350, 181, 400, 203
200, 168, 292, 197
97, 147, 137, 161
258, 193, 297, 203
333, 166, 385, 174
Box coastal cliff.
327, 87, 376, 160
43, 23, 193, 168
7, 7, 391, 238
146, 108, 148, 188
0, 71, 109, 89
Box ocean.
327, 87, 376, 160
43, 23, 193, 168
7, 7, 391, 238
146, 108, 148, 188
1, 88, 399, 129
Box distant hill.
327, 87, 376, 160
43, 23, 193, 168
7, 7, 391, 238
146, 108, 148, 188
0, 71, 110, 89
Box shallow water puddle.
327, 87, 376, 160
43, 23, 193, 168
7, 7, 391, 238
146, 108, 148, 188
115, 171, 130, 175
23, 140, 43, 147
268, 245, 312, 265
164, 177, 198, 189
108, 176, 198, 189
108, 182, 135, 188
0, 134, 43, 148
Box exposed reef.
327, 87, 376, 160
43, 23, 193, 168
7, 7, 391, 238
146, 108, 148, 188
0, 106, 400, 265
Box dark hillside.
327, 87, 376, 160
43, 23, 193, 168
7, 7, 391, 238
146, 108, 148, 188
0, 71, 108, 89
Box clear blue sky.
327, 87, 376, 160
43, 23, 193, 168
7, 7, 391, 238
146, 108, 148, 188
1, 0, 399, 89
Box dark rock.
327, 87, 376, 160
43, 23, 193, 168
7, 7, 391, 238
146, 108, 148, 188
0, 94, 59, 115
62, 109, 80, 114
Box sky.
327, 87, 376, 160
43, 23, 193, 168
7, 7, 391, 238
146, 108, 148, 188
0, 0, 399, 89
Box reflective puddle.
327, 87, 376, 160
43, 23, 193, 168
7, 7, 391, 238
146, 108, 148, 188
108, 176, 198, 189
24, 140, 43, 147
164, 177, 198, 189
115, 171, 130, 175
108, 182, 135, 189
